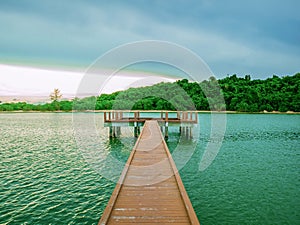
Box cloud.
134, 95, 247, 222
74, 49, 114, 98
0, 0, 299, 79
0, 64, 177, 97
0, 64, 83, 96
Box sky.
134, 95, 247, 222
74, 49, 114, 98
0, 0, 299, 96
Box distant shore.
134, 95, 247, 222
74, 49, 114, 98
0, 110, 299, 114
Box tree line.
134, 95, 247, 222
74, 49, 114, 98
0, 73, 299, 112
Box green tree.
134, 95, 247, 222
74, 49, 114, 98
49, 88, 62, 110
50, 88, 62, 102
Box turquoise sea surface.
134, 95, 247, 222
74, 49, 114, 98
0, 113, 299, 224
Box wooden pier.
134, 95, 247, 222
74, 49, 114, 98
99, 120, 200, 225
104, 111, 198, 138
104, 111, 198, 123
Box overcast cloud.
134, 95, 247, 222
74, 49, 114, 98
0, 0, 299, 78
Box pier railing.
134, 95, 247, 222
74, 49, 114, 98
104, 111, 198, 139
104, 111, 198, 123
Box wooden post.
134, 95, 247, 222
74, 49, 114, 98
165, 122, 168, 139
113, 127, 116, 138
109, 126, 113, 138
134, 122, 138, 137
116, 127, 121, 136
137, 126, 140, 135
166, 112, 168, 122
181, 126, 185, 137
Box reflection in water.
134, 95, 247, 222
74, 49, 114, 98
106, 136, 135, 163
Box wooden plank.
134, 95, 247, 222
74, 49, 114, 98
98, 120, 147, 224
99, 120, 200, 225
158, 122, 200, 225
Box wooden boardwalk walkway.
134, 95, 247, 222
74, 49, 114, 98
99, 120, 200, 225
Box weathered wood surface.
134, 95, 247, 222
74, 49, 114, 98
99, 120, 200, 225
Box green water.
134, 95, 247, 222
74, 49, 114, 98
0, 113, 299, 224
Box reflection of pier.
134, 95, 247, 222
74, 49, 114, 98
99, 120, 200, 224
104, 111, 198, 138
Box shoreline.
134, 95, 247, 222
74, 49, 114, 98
0, 110, 299, 115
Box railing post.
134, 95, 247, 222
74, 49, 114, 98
112, 111, 115, 120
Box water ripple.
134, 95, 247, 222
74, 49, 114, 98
1, 113, 299, 224
0, 113, 116, 224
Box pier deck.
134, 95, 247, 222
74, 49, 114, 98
99, 120, 200, 225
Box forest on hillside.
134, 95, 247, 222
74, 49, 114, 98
1, 73, 299, 112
